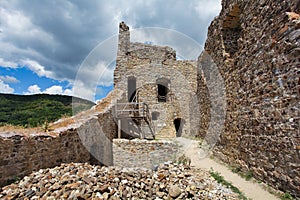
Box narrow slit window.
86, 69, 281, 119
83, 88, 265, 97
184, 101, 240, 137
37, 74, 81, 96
127, 76, 136, 102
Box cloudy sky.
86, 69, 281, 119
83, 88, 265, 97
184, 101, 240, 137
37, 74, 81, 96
0, 0, 221, 101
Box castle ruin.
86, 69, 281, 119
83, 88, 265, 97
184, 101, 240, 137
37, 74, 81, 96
0, 0, 299, 197
113, 22, 198, 139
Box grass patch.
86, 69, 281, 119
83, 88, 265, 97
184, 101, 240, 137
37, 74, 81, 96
210, 159, 294, 199
280, 192, 294, 200
210, 170, 249, 200
231, 166, 241, 173
6, 176, 21, 185
176, 154, 191, 166
230, 166, 253, 181
242, 171, 253, 181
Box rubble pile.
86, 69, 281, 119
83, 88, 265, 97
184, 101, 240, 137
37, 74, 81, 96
1, 162, 238, 199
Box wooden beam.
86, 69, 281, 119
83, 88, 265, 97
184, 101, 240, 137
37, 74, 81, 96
118, 119, 121, 138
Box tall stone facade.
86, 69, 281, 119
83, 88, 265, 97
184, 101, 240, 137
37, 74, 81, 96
114, 22, 198, 138
198, 0, 299, 196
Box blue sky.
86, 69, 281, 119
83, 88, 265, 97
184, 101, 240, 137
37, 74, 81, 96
0, 0, 221, 102
0, 65, 113, 100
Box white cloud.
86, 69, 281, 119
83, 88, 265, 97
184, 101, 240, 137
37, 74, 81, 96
131, 28, 203, 59
44, 85, 63, 94
26, 84, 41, 94
25, 84, 73, 96
0, 58, 18, 68
21, 59, 54, 78
0, 75, 19, 83
0, 80, 14, 93
63, 88, 73, 95
0, 0, 222, 100
72, 60, 115, 101
194, 0, 222, 17
0, 8, 31, 32
73, 80, 96, 101
95, 62, 114, 87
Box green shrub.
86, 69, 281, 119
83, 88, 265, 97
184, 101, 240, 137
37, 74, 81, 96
231, 166, 241, 173
244, 171, 253, 181
281, 192, 294, 200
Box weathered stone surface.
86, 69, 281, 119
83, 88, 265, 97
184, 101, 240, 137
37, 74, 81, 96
114, 22, 198, 138
169, 185, 182, 198
0, 162, 239, 199
197, 0, 300, 197
0, 129, 90, 187
0, 90, 121, 187
113, 139, 179, 168
0, 1, 298, 198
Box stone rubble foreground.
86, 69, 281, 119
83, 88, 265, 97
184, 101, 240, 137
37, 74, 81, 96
0, 162, 239, 199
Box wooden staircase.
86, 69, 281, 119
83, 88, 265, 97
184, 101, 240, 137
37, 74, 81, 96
114, 91, 155, 139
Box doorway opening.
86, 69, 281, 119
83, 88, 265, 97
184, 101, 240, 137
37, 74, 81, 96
174, 118, 184, 137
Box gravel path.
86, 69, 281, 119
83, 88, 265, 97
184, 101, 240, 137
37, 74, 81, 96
175, 137, 279, 200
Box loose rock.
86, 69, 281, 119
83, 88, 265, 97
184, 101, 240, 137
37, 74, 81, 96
169, 185, 181, 198
0, 162, 239, 199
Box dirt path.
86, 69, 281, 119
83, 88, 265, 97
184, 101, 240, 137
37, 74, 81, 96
175, 137, 279, 200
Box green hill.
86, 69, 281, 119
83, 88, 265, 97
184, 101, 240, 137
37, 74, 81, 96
0, 93, 95, 127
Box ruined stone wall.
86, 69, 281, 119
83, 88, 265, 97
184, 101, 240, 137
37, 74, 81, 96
0, 130, 90, 187
76, 109, 116, 166
196, 62, 211, 138
113, 139, 179, 168
114, 22, 198, 138
199, 0, 299, 196
0, 99, 118, 187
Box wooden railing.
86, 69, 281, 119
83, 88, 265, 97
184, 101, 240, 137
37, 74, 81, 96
114, 102, 147, 118
114, 102, 155, 139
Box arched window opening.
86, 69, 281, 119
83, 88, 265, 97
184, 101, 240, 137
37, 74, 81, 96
158, 84, 168, 102
156, 78, 170, 102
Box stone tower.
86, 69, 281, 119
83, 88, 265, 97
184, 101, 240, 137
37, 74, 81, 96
114, 22, 198, 138
118, 21, 130, 56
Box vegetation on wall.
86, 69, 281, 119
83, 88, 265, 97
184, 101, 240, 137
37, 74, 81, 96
0, 93, 95, 127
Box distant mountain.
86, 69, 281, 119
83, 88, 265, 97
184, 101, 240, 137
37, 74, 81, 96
0, 93, 95, 127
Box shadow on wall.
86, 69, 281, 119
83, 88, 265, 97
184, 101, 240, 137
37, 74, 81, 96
77, 113, 115, 166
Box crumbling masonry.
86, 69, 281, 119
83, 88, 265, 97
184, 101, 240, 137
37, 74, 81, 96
114, 1, 299, 194
114, 22, 198, 139
198, 0, 299, 196
0, 0, 299, 197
